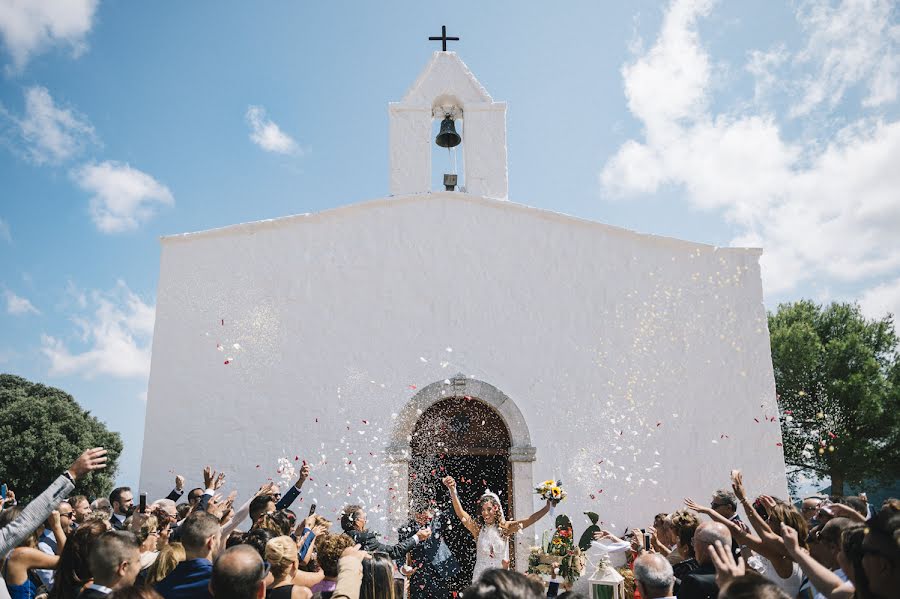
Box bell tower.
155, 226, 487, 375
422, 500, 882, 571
388, 43, 508, 200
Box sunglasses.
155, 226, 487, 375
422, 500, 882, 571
710, 502, 731, 509
258, 561, 272, 582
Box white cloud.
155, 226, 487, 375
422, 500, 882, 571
2, 86, 97, 164
859, 277, 900, 321
0, 217, 11, 243
245, 105, 299, 154
602, 0, 900, 299
0, 0, 99, 72
792, 0, 900, 115
73, 161, 174, 233
4, 289, 39, 315
41, 280, 154, 379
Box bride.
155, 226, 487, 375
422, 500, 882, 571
442, 475, 553, 581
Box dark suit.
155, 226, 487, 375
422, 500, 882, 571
399, 513, 459, 599
76, 587, 111, 599
346, 528, 419, 561
109, 514, 125, 531
155, 558, 214, 599
676, 562, 718, 599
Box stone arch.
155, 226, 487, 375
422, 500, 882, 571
386, 374, 536, 570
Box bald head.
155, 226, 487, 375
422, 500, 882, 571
694, 521, 732, 565
633, 553, 674, 598
210, 545, 267, 599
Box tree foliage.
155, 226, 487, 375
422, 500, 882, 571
769, 301, 900, 495
0, 374, 122, 502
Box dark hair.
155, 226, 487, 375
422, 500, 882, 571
211, 545, 266, 599
68, 495, 89, 509
461, 569, 544, 599
109, 487, 131, 508
88, 531, 140, 582
340, 505, 363, 532
108, 586, 165, 599
180, 511, 221, 552
841, 524, 869, 593
225, 530, 246, 549
249, 495, 275, 523
242, 528, 277, 559
176, 503, 192, 521
254, 510, 292, 536
475, 496, 502, 528
838, 496, 868, 518
360, 552, 395, 599
719, 572, 790, 599
49, 521, 108, 599
188, 488, 204, 503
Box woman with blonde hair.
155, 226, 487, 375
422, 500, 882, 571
143, 542, 185, 587
264, 536, 312, 599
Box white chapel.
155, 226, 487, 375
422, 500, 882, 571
141, 49, 788, 574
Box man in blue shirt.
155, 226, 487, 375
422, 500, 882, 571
156, 512, 222, 599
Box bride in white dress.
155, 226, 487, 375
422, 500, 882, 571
442, 476, 554, 582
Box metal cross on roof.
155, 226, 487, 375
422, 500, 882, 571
428, 25, 459, 52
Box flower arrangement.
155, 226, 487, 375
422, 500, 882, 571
527, 514, 583, 584
535, 479, 567, 503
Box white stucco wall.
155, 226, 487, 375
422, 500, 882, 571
141, 192, 787, 548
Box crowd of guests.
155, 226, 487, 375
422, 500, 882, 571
0, 447, 896, 599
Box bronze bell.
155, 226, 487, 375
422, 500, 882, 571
435, 116, 461, 148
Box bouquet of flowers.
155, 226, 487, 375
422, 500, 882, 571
535, 479, 567, 503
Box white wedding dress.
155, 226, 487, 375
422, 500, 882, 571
471, 524, 509, 582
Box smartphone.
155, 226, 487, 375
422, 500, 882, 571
139, 492, 147, 514
644, 532, 652, 551
308, 503, 317, 516
546, 581, 559, 598
0, 483, 7, 499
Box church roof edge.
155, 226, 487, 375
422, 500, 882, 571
159, 192, 762, 256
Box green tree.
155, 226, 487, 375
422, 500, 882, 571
769, 301, 900, 496
0, 374, 122, 502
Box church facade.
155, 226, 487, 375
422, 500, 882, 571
141, 51, 787, 569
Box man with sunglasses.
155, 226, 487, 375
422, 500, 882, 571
709, 489, 748, 556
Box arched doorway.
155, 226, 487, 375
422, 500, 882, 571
386, 376, 536, 586
409, 396, 511, 590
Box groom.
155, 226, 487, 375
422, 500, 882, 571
399, 497, 460, 599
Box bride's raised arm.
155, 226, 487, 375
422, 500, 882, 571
503, 499, 552, 535
442, 476, 479, 538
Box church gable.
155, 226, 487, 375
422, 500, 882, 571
401, 52, 493, 106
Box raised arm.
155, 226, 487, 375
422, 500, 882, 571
504, 499, 551, 534
0, 447, 105, 555
781, 527, 854, 599
442, 476, 479, 538
684, 497, 765, 554
276, 463, 309, 510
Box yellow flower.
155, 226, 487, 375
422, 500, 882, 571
542, 480, 555, 487
551, 486, 561, 498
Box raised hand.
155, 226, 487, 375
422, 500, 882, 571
501, 558, 510, 569
69, 447, 108, 479
203, 466, 215, 489
48, 510, 61, 530
400, 565, 416, 577
311, 524, 328, 537
442, 476, 456, 491
415, 527, 432, 541
684, 497, 709, 514
730, 470, 747, 501
175, 474, 185, 491
781, 525, 802, 557
213, 471, 226, 490
256, 482, 279, 497
709, 539, 745, 588
296, 463, 310, 486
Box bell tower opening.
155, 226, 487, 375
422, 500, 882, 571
409, 396, 511, 591
431, 108, 465, 192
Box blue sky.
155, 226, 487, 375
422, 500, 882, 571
1, 0, 898, 489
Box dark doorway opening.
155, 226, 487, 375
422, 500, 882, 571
409, 397, 512, 591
